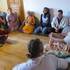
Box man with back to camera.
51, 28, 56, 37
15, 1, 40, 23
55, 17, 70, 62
13, 38, 70, 70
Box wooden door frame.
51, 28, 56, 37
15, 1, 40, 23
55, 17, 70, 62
19, 0, 25, 21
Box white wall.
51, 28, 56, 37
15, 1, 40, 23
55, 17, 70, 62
0, 0, 8, 12
24, 0, 70, 19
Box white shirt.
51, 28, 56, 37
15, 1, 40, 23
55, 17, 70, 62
51, 16, 68, 29
12, 54, 68, 70
42, 14, 48, 23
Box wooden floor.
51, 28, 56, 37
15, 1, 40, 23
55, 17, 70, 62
0, 32, 49, 70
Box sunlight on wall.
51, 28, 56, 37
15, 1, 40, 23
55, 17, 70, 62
0, 0, 8, 12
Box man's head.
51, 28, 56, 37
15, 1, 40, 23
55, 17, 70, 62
28, 38, 43, 58
57, 10, 63, 19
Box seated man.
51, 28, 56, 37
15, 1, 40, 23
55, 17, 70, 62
51, 10, 68, 33
13, 38, 69, 70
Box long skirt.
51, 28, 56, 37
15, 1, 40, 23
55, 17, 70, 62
22, 24, 34, 34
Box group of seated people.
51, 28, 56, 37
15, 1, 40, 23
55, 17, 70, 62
0, 7, 70, 47
0, 7, 70, 69
0, 7, 70, 35
0, 7, 21, 32
0, 7, 21, 45
21, 7, 70, 35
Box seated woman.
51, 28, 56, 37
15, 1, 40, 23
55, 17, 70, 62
34, 7, 51, 35
48, 32, 70, 52
22, 11, 35, 34
6, 8, 19, 31
0, 16, 9, 46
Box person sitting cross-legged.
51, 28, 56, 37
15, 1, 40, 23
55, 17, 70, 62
22, 11, 35, 34
51, 10, 68, 33
34, 7, 51, 35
